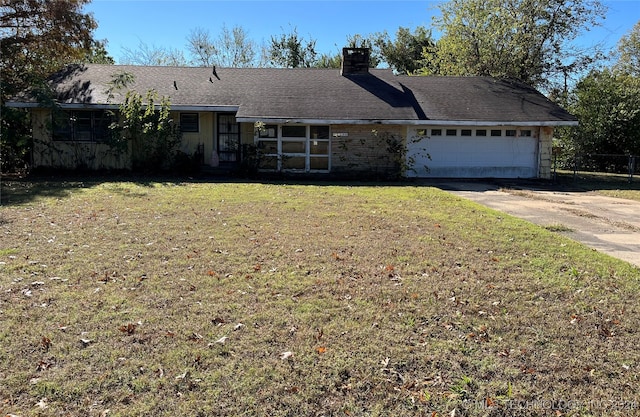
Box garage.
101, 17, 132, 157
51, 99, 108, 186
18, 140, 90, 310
406, 126, 539, 178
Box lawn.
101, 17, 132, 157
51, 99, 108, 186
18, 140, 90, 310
554, 171, 640, 202
1, 179, 639, 417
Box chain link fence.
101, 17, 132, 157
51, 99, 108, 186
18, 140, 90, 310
553, 151, 639, 185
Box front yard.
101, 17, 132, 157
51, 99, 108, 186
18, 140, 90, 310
1, 180, 638, 416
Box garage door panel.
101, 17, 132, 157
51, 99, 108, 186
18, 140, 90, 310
406, 130, 538, 178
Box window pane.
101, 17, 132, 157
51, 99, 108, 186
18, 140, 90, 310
259, 155, 278, 170
282, 141, 306, 153
310, 140, 328, 155
258, 140, 278, 154
310, 126, 329, 139
259, 125, 277, 138
310, 157, 328, 170
282, 156, 306, 170
476, 129, 487, 136
491, 129, 502, 136
446, 129, 457, 136
282, 125, 306, 138
506, 129, 517, 137
461, 129, 472, 136
431, 129, 442, 136
53, 111, 71, 141
93, 111, 111, 141
520, 129, 532, 137
180, 113, 199, 132
74, 113, 93, 141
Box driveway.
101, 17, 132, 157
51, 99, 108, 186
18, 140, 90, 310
431, 181, 640, 268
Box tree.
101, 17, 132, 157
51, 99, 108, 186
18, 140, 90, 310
268, 27, 317, 68
186, 27, 217, 67
375, 26, 435, 74
84, 40, 115, 64
1, 0, 99, 172
561, 69, 640, 160
187, 25, 257, 67
120, 41, 188, 66
113, 89, 182, 171
615, 20, 640, 77
423, 0, 606, 89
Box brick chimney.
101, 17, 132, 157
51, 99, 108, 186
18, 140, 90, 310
341, 47, 370, 75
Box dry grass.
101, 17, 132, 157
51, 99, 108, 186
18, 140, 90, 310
1, 179, 639, 417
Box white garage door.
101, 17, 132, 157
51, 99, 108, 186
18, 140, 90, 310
406, 127, 539, 178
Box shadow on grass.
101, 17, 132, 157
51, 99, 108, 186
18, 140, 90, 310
552, 170, 640, 191
0, 171, 193, 206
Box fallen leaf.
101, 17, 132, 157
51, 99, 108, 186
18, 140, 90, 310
41, 336, 52, 351
212, 317, 226, 325
214, 336, 228, 344
280, 351, 293, 360
233, 323, 245, 331
118, 323, 136, 335
315, 346, 327, 354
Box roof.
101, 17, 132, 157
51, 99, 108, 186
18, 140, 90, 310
7, 64, 578, 126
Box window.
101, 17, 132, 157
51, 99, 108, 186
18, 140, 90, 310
506, 129, 517, 137
255, 124, 330, 172
520, 129, 532, 137
476, 129, 487, 136
258, 124, 277, 138
431, 129, 442, 136
53, 110, 112, 142
490, 129, 502, 136
461, 129, 472, 136
180, 113, 199, 132
446, 129, 457, 136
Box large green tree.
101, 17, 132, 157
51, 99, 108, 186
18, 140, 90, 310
375, 26, 435, 75
1, 0, 100, 172
423, 0, 606, 89
268, 27, 317, 68
615, 20, 640, 77
562, 70, 640, 159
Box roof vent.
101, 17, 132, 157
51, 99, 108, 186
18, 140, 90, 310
341, 47, 370, 75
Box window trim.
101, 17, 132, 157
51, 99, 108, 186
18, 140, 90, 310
52, 109, 113, 142
255, 124, 331, 173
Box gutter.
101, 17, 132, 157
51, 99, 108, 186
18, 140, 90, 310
236, 117, 579, 127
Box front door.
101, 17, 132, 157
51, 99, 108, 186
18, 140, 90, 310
217, 114, 240, 163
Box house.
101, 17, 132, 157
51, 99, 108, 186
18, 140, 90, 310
6, 48, 577, 179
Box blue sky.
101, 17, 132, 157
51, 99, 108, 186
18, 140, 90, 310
85, 0, 640, 65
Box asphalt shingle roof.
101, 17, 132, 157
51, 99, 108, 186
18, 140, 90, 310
10, 64, 577, 125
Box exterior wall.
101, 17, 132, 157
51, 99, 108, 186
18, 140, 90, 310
30, 109, 131, 170
330, 124, 405, 178
538, 126, 554, 179
172, 111, 214, 165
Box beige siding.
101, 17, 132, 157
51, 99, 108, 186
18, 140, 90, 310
31, 109, 131, 169
173, 111, 214, 165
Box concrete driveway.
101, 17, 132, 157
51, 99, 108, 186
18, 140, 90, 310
432, 181, 640, 268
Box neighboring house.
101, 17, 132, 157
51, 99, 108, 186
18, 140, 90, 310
6, 48, 577, 179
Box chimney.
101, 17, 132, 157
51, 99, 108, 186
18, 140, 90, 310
341, 47, 370, 75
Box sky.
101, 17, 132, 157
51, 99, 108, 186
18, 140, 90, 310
85, 0, 640, 65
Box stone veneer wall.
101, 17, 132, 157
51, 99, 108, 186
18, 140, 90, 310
538, 126, 554, 179
330, 124, 406, 178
